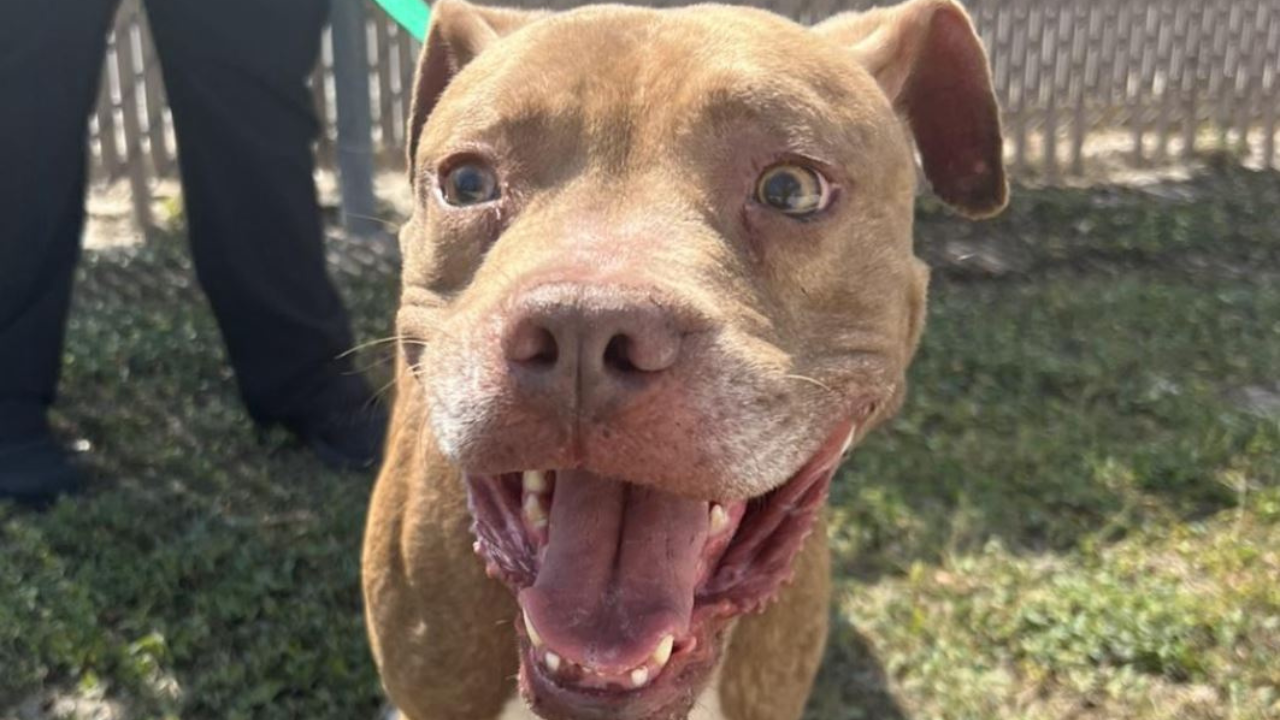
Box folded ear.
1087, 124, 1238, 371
817, 0, 1007, 218
406, 0, 547, 182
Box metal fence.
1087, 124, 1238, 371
91, 0, 1280, 228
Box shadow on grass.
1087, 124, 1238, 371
805, 616, 909, 720
1, 233, 399, 718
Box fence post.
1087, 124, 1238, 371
115, 0, 154, 233
331, 0, 381, 237
1264, 6, 1279, 168
1182, 5, 1203, 160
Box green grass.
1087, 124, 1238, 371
4, 166, 1280, 720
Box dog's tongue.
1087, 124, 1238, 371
518, 469, 709, 673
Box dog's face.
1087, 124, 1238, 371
396, 1, 1004, 718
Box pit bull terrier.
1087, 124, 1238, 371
362, 0, 1007, 718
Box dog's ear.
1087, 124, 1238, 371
817, 0, 1007, 218
406, 0, 546, 180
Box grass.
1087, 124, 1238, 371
3, 165, 1279, 720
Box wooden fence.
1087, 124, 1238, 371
92, 0, 1280, 227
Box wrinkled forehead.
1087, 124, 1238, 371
419, 6, 894, 162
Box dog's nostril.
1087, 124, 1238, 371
509, 324, 559, 367
603, 330, 679, 374
603, 334, 638, 373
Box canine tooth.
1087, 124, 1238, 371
523, 469, 548, 494
544, 651, 561, 672
524, 494, 548, 528
652, 635, 674, 668
630, 667, 650, 688
709, 504, 729, 535
524, 615, 544, 647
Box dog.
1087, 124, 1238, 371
362, 0, 1006, 718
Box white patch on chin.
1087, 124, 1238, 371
688, 683, 727, 720
498, 695, 538, 720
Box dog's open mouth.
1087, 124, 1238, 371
464, 418, 857, 715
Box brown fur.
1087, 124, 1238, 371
717, 520, 832, 720
364, 1, 1005, 718
363, 397, 519, 719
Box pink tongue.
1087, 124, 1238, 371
518, 470, 709, 673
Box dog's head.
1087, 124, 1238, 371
396, 1, 1004, 717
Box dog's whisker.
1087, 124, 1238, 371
361, 393, 387, 414
336, 334, 410, 360
341, 212, 404, 231
349, 355, 399, 376
782, 373, 835, 394
372, 376, 400, 403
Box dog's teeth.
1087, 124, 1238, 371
630, 667, 650, 688
652, 635, 674, 668
543, 651, 561, 672
524, 494, 548, 528
524, 615, 544, 647
709, 504, 729, 535
522, 469, 548, 494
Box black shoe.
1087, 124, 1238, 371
278, 378, 389, 471
0, 435, 88, 509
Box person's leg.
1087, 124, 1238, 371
144, 0, 385, 468
0, 0, 120, 505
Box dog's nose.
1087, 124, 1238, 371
502, 286, 682, 414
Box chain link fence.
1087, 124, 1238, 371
90, 0, 1280, 230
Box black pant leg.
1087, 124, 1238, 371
143, 0, 361, 422
0, 0, 121, 440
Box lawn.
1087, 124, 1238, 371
3, 165, 1279, 720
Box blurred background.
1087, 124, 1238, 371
3, 1, 1279, 719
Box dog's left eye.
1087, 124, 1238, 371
755, 164, 831, 217
440, 162, 500, 206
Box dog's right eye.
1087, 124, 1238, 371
440, 162, 500, 206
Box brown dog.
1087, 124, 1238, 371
362, 0, 1006, 718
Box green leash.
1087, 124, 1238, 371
369, 0, 432, 41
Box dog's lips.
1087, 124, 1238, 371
517, 617, 728, 720
463, 417, 856, 710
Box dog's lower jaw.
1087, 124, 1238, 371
495, 637, 731, 720
516, 606, 734, 720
